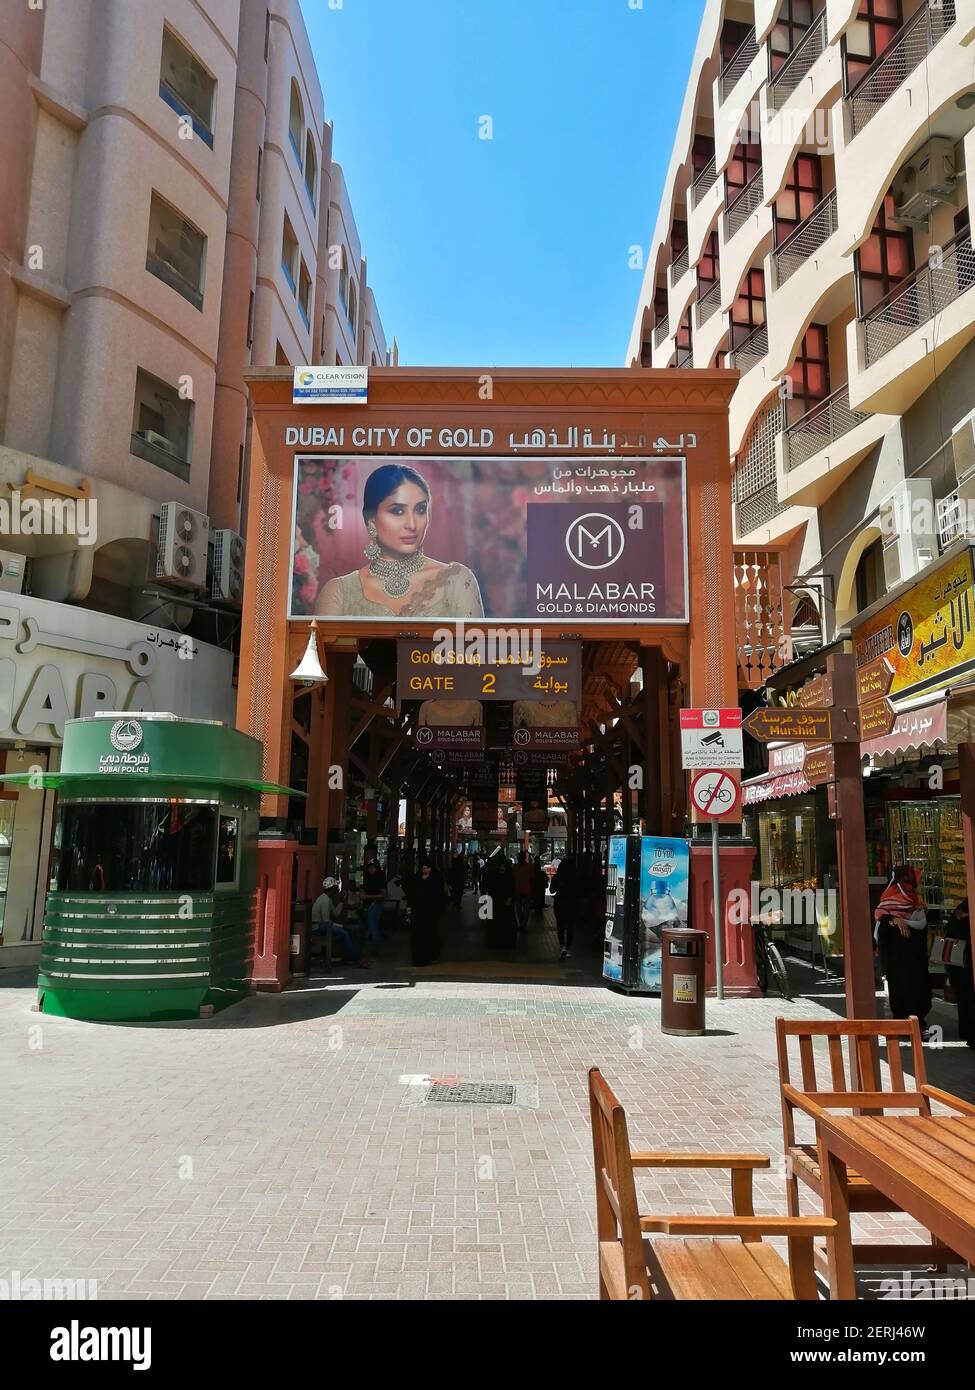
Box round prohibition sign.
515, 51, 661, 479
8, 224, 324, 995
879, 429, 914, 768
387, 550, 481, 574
690, 769, 741, 819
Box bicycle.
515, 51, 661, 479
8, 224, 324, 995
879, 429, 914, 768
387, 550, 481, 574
752, 914, 792, 1000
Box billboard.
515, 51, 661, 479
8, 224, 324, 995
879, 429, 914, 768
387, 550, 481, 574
290, 455, 688, 623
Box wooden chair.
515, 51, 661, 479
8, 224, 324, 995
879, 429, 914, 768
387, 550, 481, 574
775, 1016, 975, 1269
588, 1068, 836, 1300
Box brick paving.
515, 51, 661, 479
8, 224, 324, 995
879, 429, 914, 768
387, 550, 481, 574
2, 903, 973, 1300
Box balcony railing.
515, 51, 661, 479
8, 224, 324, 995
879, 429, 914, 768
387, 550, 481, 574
670, 246, 690, 284
695, 279, 722, 327
724, 170, 764, 241
847, 0, 956, 138
861, 228, 975, 366
773, 189, 838, 287
719, 27, 759, 103
783, 383, 871, 471
675, 344, 694, 368
689, 156, 717, 210
767, 10, 828, 111
728, 321, 768, 373
653, 315, 670, 348
733, 400, 787, 537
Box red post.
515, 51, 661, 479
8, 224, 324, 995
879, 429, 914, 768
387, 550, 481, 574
689, 841, 760, 997
252, 839, 297, 992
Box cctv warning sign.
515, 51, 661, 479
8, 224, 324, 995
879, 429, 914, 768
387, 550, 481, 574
680, 708, 744, 771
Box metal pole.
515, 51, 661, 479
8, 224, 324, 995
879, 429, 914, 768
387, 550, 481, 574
712, 818, 724, 1001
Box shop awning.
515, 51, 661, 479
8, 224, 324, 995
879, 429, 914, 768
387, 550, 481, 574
743, 767, 814, 805
860, 698, 948, 762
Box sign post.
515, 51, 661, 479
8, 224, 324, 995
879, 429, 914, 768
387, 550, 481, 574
689, 769, 742, 1001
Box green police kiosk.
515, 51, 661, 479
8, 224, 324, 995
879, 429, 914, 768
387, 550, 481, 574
3, 713, 297, 1022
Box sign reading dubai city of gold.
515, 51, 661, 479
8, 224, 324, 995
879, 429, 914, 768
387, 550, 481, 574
853, 548, 975, 702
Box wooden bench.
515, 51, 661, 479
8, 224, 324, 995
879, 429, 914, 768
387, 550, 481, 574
588, 1068, 836, 1300
775, 1016, 974, 1270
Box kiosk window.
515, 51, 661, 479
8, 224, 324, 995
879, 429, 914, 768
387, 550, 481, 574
55, 802, 218, 892
216, 815, 239, 885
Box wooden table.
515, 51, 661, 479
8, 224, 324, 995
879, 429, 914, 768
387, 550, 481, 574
817, 1114, 975, 1299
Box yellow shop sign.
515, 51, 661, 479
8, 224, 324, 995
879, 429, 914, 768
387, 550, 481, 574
852, 548, 975, 703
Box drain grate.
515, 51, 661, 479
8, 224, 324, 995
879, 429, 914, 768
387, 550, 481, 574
425, 1082, 516, 1106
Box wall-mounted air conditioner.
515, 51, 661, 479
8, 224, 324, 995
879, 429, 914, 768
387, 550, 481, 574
0, 549, 26, 595
138, 429, 178, 456
155, 502, 209, 590
892, 137, 957, 228
880, 479, 936, 588
211, 528, 245, 605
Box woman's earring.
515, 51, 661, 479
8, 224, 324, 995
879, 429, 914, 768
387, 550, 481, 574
364, 521, 381, 562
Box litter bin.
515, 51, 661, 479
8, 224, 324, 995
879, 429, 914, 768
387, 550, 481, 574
290, 900, 312, 978
660, 925, 707, 1036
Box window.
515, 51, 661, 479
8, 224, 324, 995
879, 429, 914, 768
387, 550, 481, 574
697, 231, 719, 294
159, 26, 215, 147
236, 444, 244, 504
769, 0, 815, 77
216, 815, 240, 886
726, 139, 762, 208
146, 192, 206, 309
730, 266, 766, 347
320, 316, 326, 356
304, 132, 317, 211
845, 0, 903, 91
653, 286, 668, 327
855, 537, 885, 612
55, 802, 218, 893
674, 308, 693, 365
256, 147, 262, 201
774, 154, 823, 246
856, 192, 913, 316
784, 324, 830, 421
130, 369, 192, 480
264, 8, 270, 62
275, 342, 291, 367
288, 79, 304, 164
692, 134, 715, 179
670, 219, 688, 257
298, 260, 312, 327
281, 214, 298, 293
721, 18, 753, 64
338, 251, 349, 316
347, 275, 358, 336
246, 290, 255, 349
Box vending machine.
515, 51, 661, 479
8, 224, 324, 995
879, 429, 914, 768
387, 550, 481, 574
603, 834, 690, 995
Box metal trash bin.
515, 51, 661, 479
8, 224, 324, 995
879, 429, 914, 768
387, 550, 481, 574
290, 900, 312, 978
660, 926, 707, 1036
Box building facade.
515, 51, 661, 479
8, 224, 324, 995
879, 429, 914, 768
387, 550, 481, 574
629, 0, 975, 1013
0, 0, 394, 961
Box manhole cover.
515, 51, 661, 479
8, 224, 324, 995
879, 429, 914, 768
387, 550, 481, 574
425, 1082, 516, 1105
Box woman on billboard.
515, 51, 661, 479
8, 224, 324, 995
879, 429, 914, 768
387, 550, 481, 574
317, 464, 484, 618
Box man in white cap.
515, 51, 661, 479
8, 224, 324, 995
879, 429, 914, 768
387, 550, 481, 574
312, 877, 367, 967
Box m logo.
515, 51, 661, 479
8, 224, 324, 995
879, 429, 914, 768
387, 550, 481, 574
415, 726, 434, 746
110, 719, 143, 753
565, 513, 625, 570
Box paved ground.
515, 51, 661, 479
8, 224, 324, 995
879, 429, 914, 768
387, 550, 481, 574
2, 899, 973, 1300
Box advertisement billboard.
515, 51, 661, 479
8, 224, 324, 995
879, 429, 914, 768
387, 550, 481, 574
290, 455, 688, 623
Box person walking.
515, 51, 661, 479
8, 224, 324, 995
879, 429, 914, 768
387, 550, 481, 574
531, 856, 547, 915
874, 865, 934, 1037
405, 859, 444, 966
483, 852, 517, 948
449, 851, 467, 910
513, 850, 533, 934
360, 851, 387, 958
945, 897, 975, 1048
552, 854, 578, 961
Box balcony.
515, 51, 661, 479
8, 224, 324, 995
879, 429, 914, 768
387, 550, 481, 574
675, 344, 694, 368
773, 190, 838, 288
689, 156, 718, 210
695, 280, 722, 328
860, 227, 975, 367
733, 400, 787, 539
719, 26, 759, 104
767, 10, 829, 111
729, 321, 769, 374
783, 384, 871, 471
670, 246, 690, 285
724, 170, 764, 241
653, 315, 670, 348
847, 0, 956, 139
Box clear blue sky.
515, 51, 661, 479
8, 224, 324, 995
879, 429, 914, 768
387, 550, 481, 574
303, 0, 705, 368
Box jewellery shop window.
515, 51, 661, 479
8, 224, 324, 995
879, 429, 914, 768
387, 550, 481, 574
758, 803, 818, 893
887, 798, 964, 918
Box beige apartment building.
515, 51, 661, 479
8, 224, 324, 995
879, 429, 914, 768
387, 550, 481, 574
629, 0, 975, 966
0, 0, 394, 960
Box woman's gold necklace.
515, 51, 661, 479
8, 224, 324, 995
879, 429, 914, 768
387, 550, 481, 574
366, 547, 426, 598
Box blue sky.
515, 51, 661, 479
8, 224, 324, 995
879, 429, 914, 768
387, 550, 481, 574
303, 0, 705, 368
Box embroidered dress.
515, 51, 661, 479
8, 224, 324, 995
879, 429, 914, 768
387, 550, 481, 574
317, 563, 484, 618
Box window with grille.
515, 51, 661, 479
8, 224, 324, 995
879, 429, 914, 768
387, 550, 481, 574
731, 267, 766, 348
722, 19, 754, 63
697, 231, 719, 294
785, 324, 830, 421
726, 140, 762, 209
770, 0, 816, 76
845, 0, 903, 91
774, 154, 823, 246
692, 134, 715, 178
653, 287, 668, 327
856, 192, 914, 316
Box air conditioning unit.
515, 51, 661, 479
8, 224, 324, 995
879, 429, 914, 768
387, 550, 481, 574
211, 528, 245, 605
892, 137, 957, 228
155, 503, 209, 590
880, 479, 936, 588
138, 429, 178, 456
0, 549, 26, 595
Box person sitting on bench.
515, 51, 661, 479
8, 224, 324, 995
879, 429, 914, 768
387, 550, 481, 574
312, 878, 367, 967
